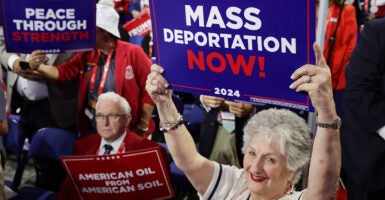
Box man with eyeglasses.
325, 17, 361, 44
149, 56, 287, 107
27, 1, 155, 138
56, 91, 168, 200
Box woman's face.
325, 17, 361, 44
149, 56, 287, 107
243, 134, 294, 198
95, 28, 109, 50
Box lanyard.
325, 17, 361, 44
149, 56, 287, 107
89, 49, 114, 95
116, 141, 125, 153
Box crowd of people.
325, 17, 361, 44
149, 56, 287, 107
0, 0, 383, 199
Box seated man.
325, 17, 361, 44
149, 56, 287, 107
56, 91, 168, 200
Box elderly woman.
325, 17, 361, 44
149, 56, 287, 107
145, 43, 341, 200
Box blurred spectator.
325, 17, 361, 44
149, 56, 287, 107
321, 0, 357, 115
0, 19, 77, 190
129, 0, 142, 20
0, 64, 7, 200
56, 92, 168, 200
113, 0, 131, 24
1, 30, 77, 188
98, 0, 131, 42
196, 95, 256, 167
341, 17, 385, 200
128, 0, 154, 57
0, 66, 7, 166
353, 0, 385, 31
0, 65, 7, 165
29, 2, 155, 138
0, 164, 5, 200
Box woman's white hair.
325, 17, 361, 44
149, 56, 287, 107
242, 108, 312, 185
95, 92, 131, 115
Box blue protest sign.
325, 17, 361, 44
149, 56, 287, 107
150, 0, 315, 111
0, 0, 96, 53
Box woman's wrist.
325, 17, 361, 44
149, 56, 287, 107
30, 63, 41, 71
316, 116, 341, 129
156, 99, 177, 116
316, 110, 337, 121
315, 100, 337, 122
159, 113, 184, 132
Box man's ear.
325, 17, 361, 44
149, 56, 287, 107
125, 114, 132, 126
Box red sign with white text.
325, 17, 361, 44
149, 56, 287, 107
123, 8, 151, 37
60, 147, 174, 200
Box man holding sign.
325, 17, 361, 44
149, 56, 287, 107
28, 2, 155, 138
56, 91, 170, 200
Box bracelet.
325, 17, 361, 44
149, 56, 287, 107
137, 125, 149, 132
140, 118, 149, 126
159, 113, 184, 132
137, 119, 149, 132
316, 116, 341, 129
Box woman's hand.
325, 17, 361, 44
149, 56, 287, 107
13, 59, 44, 81
145, 64, 172, 104
29, 50, 48, 70
289, 43, 336, 120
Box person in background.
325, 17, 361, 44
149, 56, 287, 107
145, 43, 341, 199
0, 65, 8, 167
322, 0, 357, 115
128, 0, 154, 57
56, 92, 168, 200
0, 164, 5, 200
129, 0, 142, 20
29, 2, 155, 138
0, 64, 7, 200
113, 0, 131, 24
353, 0, 385, 31
0, 66, 14, 199
196, 95, 256, 167
341, 17, 385, 200
0, 16, 11, 197
0, 20, 77, 190
99, 0, 131, 42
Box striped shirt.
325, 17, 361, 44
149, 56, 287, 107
198, 162, 304, 200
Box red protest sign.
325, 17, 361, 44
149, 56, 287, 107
60, 147, 174, 200
123, 8, 152, 37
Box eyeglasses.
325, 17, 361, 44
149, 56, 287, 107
95, 114, 126, 122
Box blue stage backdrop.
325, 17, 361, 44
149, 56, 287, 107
150, 0, 316, 111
